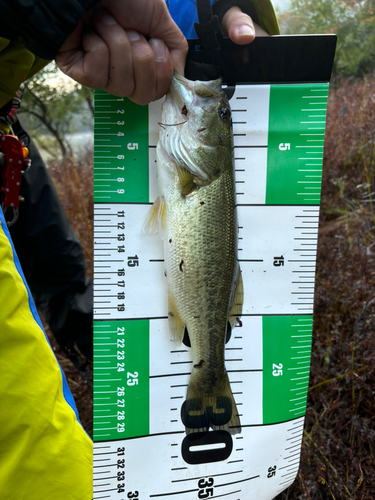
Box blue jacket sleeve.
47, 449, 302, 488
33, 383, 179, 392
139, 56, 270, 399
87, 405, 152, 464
166, 0, 279, 38
166, 0, 216, 39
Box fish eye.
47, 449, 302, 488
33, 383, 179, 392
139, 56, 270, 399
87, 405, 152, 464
219, 107, 230, 120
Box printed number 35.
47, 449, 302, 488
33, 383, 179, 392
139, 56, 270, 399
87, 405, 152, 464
267, 466, 277, 478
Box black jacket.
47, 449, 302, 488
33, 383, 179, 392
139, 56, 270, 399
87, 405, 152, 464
0, 0, 99, 60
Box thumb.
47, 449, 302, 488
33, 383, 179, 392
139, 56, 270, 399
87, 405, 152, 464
221, 7, 255, 45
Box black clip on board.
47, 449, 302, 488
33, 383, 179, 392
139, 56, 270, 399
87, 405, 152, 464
185, 35, 337, 86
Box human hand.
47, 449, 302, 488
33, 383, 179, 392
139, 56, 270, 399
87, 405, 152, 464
221, 6, 269, 45
56, 0, 188, 105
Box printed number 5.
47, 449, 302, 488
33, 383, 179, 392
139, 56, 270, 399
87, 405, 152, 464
272, 363, 283, 376
127, 143, 138, 150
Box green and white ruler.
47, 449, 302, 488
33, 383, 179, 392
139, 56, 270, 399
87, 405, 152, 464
93, 37, 334, 500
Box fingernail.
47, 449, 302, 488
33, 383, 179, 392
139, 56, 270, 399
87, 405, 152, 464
236, 25, 254, 37
150, 38, 167, 61
127, 30, 141, 42
100, 12, 117, 26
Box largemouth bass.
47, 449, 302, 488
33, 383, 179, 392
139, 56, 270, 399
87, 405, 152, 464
146, 73, 243, 435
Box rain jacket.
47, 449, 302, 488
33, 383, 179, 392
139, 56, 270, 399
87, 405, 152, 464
0, 3, 98, 499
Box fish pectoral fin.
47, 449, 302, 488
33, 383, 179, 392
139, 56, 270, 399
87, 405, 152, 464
176, 166, 197, 197
168, 291, 185, 343
158, 196, 167, 237
228, 267, 244, 329
143, 196, 167, 237
143, 197, 160, 234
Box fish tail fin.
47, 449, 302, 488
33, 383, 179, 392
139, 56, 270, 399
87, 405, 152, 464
181, 373, 241, 435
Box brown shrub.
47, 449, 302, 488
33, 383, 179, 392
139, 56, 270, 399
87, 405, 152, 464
48, 150, 94, 279
277, 77, 375, 499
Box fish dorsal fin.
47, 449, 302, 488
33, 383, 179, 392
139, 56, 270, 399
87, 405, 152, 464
228, 268, 244, 329
143, 196, 167, 238
177, 166, 197, 197
168, 290, 185, 343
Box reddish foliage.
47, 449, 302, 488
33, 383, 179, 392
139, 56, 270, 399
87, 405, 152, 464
323, 77, 375, 209
49, 150, 94, 279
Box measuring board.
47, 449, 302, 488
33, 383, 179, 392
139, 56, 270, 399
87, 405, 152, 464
93, 36, 336, 500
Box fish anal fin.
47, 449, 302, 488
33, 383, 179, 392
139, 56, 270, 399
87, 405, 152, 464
168, 291, 185, 343
229, 267, 244, 329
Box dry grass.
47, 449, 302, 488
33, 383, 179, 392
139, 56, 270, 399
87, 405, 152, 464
47, 78, 375, 497
48, 149, 94, 279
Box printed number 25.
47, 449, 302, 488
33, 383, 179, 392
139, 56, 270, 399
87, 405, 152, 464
272, 363, 283, 376
127, 372, 138, 386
